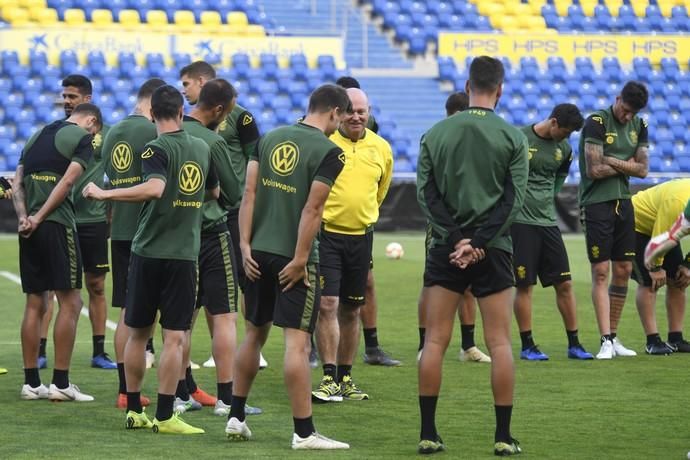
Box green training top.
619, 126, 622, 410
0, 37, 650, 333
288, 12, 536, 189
131, 131, 218, 261
217, 104, 260, 208
513, 125, 572, 227
250, 123, 345, 263
103, 115, 158, 241
417, 107, 529, 253
578, 106, 649, 206
20, 120, 93, 229
73, 124, 110, 224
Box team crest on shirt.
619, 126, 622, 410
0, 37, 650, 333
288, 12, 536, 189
554, 148, 563, 162
591, 245, 600, 259
178, 161, 204, 195
629, 130, 638, 144
218, 119, 228, 131
606, 136, 615, 145
527, 147, 537, 160
270, 141, 300, 176
92, 132, 102, 149
516, 266, 527, 280
242, 114, 253, 126
111, 142, 133, 173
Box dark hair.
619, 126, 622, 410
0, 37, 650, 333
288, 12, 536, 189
151, 85, 183, 121
179, 61, 216, 80
137, 78, 167, 100
335, 76, 361, 89
620, 81, 648, 111
445, 91, 469, 116
72, 103, 102, 128
197, 78, 237, 110
307, 84, 351, 114
468, 56, 504, 93
549, 103, 584, 131
61, 74, 92, 95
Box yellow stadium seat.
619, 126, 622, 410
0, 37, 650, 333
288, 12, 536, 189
605, 0, 623, 16
31, 6, 57, 24
226, 10, 248, 27
527, 15, 547, 29
528, 0, 546, 15
245, 24, 265, 36
4, 6, 28, 24
493, 14, 517, 29
200, 11, 221, 29
19, 0, 45, 8
146, 9, 168, 26
553, 0, 570, 16
657, 0, 674, 16
630, 2, 646, 16
173, 10, 195, 27
0, 0, 20, 8
512, 3, 533, 16
580, 0, 598, 16
118, 9, 141, 26
91, 9, 112, 25
64, 8, 86, 25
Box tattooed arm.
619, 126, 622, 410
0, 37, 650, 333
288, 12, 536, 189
604, 145, 649, 178
584, 142, 619, 180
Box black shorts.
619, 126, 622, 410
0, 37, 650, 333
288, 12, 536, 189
227, 208, 246, 291
423, 244, 514, 298
319, 230, 373, 306
632, 231, 684, 287
580, 199, 636, 263
244, 250, 320, 333
196, 229, 238, 315
76, 222, 110, 275
125, 253, 197, 331
111, 239, 132, 308
19, 221, 82, 293
511, 223, 572, 287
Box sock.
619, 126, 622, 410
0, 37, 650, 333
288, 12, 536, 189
117, 362, 127, 394
363, 328, 379, 349
566, 329, 580, 348
52, 369, 69, 389
608, 285, 628, 334
322, 363, 336, 380
217, 381, 232, 405
601, 334, 612, 344
419, 396, 439, 441
646, 333, 661, 345
418, 327, 426, 351
146, 338, 154, 354
229, 395, 247, 422
39, 338, 47, 357
668, 331, 683, 343
176, 379, 190, 400
185, 366, 198, 393
494, 405, 513, 443
92, 335, 105, 357
127, 391, 142, 413
461, 324, 476, 351
519, 330, 535, 351
155, 394, 175, 421
24, 368, 40, 387
610, 332, 618, 340
337, 364, 352, 383
293, 416, 316, 438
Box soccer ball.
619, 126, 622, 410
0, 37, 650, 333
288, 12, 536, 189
385, 242, 404, 260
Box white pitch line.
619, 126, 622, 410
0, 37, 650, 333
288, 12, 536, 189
0, 271, 117, 331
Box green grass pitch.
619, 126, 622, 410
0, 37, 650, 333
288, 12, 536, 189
0, 233, 687, 459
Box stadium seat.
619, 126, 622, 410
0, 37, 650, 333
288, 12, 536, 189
173, 9, 194, 27
118, 8, 140, 25
146, 9, 168, 26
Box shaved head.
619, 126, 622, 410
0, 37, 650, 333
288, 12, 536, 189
347, 87, 368, 108
341, 88, 370, 141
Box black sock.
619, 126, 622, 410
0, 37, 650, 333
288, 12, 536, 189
127, 391, 142, 413
610, 332, 617, 340
176, 379, 190, 400
185, 366, 198, 393
601, 334, 612, 344
39, 338, 47, 357
217, 381, 232, 405
337, 364, 352, 383
322, 363, 336, 380
668, 331, 683, 343
155, 394, 175, 421
461, 324, 476, 351
519, 330, 535, 351
419, 395, 439, 440
92, 335, 105, 357
418, 327, 426, 351
146, 338, 154, 353
117, 362, 127, 394
363, 328, 379, 349
293, 416, 315, 438
566, 329, 580, 348
52, 369, 69, 389
494, 405, 513, 443
24, 368, 40, 387
229, 395, 247, 422
646, 333, 661, 345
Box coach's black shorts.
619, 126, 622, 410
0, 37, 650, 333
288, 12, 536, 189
580, 199, 636, 263
511, 223, 572, 287
125, 253, 197, 331
19, 221, 82, 293
632, 231, 685, 287
244, 250, 320, 333
76, 222, 109, 275
227, 208, 246, 291
319, 230, 373, 306
111, 239, 132, 308
424, 244, 514, 298
196, 228, 238, 315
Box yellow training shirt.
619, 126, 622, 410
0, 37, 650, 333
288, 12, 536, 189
323, 128, 394, 234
